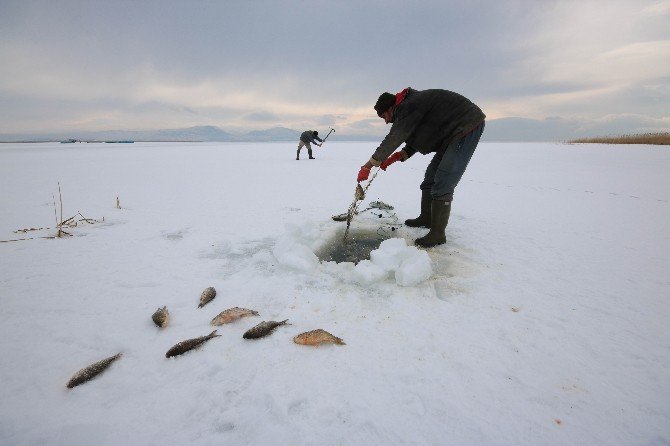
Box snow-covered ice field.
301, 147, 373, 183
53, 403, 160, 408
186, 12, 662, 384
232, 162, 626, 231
0, 141, 668, 445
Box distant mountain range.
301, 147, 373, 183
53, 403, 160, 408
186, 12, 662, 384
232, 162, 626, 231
0, 126, 378, 143
1, 117, 666, 143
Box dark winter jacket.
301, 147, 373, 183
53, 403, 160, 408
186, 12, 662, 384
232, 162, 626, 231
371, 88, 485, 163
300, 131, 323, 144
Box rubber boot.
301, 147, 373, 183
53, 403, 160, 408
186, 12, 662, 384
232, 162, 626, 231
404, 190, 432, 228
308, 149, 315, 159
415, 200, 451, 248
296, 149, 300, 160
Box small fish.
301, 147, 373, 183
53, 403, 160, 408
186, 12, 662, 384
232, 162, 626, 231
165, 330, 221, 358
211, 307, 259, 326
293, 329, 346, 346
243, 320, 289, 339
151, 306, 170, 328
66, 353, 122, 388
355, 184, 365, 201
198, 287, 216, 308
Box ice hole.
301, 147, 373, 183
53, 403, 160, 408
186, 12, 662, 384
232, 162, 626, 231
317, 227, 394, 264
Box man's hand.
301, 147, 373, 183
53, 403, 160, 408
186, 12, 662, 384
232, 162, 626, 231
380, 152, 403, 171
357, 166, 371, 183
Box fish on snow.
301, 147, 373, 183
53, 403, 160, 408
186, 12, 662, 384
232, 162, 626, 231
66, 353, 122, 388
165, 330, 220, 358
151, 306, 169, 328
211, 307, 259, 326
198, 287, 216, 308
243, 320, 289, 339
293, 329, 345, 346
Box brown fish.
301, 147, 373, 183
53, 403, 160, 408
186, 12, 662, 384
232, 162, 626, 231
66, 353, 122, 388
243, 320, 289, 339
293, 329, 346, 346
355, 183, 365, 201
198, 287, 216, 308
211, 307, 259, 326
151, 306, 170, 328
165, 330, 220, 358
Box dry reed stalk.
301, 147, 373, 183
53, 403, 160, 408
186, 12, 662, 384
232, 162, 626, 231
58, 183, 63, 225
6, 184, 102, 242
77, 212, 98, 224
61, 216, 76, 226
13, 214, 101, 236
52, 194, 60, 237
569, 132, 670, 145
0, 236, 56, 243
14, 227, 46, 234
52, 183, 72, 237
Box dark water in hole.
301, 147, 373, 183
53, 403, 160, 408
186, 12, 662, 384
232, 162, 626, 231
317, 228, 392, 263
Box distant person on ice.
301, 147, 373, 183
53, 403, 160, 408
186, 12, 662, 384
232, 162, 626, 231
296, 130, 323, 160
356, 87, 485, 248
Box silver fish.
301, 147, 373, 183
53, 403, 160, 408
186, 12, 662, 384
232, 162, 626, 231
242, 320, 289, 339
66, 353, 122, 388
293, 329, 345, 346
198, 287, 216, 308
151, 306, 170, 328
211, 307, 259, 326
165, 330, 220, 358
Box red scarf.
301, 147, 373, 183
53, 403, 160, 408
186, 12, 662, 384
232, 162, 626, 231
395, 88, 409, 106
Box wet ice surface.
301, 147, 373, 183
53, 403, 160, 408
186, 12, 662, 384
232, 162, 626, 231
0, 141, 668, 446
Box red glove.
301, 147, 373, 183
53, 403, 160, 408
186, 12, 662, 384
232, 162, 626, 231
380, 152, 403, 171
357, 166, 371, 183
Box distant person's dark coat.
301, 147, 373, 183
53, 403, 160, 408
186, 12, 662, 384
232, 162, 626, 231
300, 131, 323, 145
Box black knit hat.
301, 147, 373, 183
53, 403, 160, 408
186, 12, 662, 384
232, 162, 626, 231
374, 92, 395, 116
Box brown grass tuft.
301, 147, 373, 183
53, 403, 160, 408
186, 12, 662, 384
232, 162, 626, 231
2, 183, 103, 243
568, 132, 670, 145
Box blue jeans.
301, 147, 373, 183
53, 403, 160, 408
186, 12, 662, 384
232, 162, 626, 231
420, 121, 484, 200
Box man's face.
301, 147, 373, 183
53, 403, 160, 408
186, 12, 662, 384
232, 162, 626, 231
380, 107, 393, 124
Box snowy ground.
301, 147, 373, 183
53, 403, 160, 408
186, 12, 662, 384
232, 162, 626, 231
0, 141, 668, 445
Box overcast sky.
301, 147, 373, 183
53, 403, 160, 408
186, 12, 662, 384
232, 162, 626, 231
1, 0, 668, 138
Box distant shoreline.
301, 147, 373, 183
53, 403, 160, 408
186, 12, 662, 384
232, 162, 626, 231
2, 134, 669, 145
0, 140, 206, 144
0, 140, 376, 144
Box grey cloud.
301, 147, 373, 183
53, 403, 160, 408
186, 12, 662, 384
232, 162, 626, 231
349, 119, 380, 131
243, 112, 281, 122
314, 115, 340, 126
0, 0, 668, 139
484, 115, 670, 142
